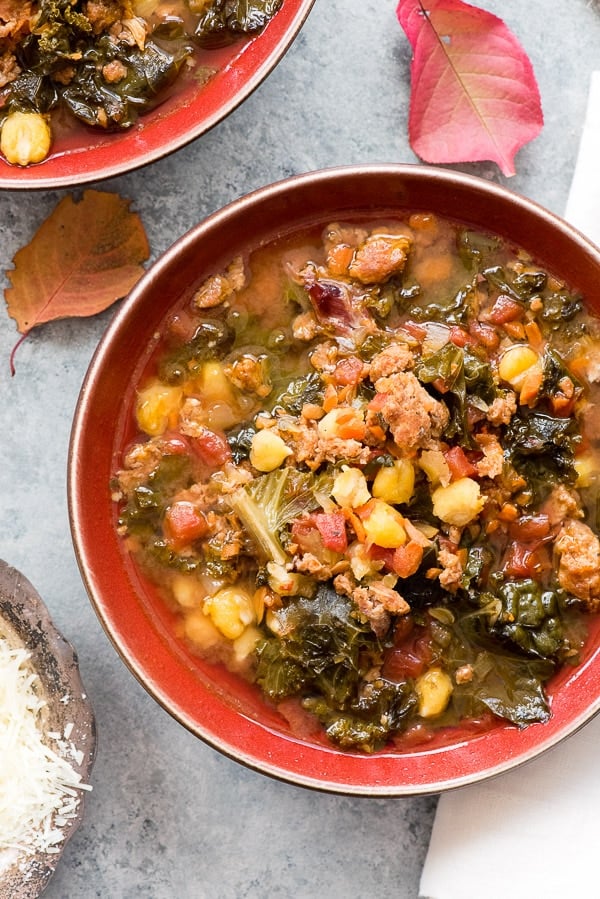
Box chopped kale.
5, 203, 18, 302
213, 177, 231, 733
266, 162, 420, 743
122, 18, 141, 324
195, 0, 283, 47
541, 291, 583, 327
158, 318, 235, 383
304, 678, 417, 753
457, 229, 501, 269
505, 409, 580, 497
489, 579, 569, 660
415, 343, 495, 442
270, 371, 324, 415
226, 423, 257, 463
410, 280, 478, 326
119, 454, 193, 534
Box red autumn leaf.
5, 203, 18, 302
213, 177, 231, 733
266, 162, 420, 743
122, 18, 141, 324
4, 190, 150, 371
396, 0, 543, 176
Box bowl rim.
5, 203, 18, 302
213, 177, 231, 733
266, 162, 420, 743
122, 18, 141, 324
0, 0, 316, 190
69, 163, 600, 795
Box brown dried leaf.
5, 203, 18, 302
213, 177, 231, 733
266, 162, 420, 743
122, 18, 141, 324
5, 190, 150, 335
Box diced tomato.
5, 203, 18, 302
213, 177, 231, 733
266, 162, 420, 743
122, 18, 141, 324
332, 356, 364, 386
449, 326, 477, 348
486, 295, 523, 324
163, 501, 208, 550
502, 541, 552, 579
368, 543, 395, 568
468, 320, 500, 349
443, 446, 477, 480
314, 512, 348, 552
160, 432, 190, 455
401, 320, 427, 340
291, 515, 324, 556
383, 624, 433, 681
508, 514, 551, 542
390, 541, 423, 578
191, 427, 232, 468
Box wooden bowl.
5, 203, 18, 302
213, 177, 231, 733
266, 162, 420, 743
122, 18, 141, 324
0, 561, 96, 897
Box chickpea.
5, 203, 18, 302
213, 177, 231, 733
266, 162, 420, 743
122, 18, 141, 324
1, 112, 52, 166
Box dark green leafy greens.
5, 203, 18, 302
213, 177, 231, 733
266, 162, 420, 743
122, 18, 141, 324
505, 409, 580, 500
415, 343, 496, 442
194, 0, 283, 46
4, 7, 192, 127
256, 587, 416, 752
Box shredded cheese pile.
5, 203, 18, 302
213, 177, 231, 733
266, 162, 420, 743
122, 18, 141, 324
0, 636, 92, 861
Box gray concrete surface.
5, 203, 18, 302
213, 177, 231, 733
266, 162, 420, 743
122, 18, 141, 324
0, 1, 598, 897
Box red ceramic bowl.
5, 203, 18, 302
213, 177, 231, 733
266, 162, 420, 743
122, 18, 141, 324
69, 164, 600, 795
0, 1, 314, 190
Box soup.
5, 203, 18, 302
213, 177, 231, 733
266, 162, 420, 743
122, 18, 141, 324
0, 0, 282, 166
113, 212, 600, 753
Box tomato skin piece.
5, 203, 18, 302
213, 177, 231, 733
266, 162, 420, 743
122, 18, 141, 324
291, 516, 327, 557
502, 541, 552, 580
160, 432, 190, 455
383, 625, 433, 681
486, 295, 523, 324
314, 512, 348, 552
163, 501, 208, 550
191, 427, 232, 468
333, 356, 364, 386
443, 446, 477, 480
508, 514, 551, 542
449, 325, 477, 348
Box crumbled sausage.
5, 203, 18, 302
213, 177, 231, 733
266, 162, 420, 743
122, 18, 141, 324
373, 371, 449, 452
352, 581, 410, 637
84, 0, 132, 33
102, 59, 128, 83
0, 1, 33, 41
0, 50, 19, 88
541, 485, 583, 526
368, 342, 415, 380
486, 391, 517, 426
225, 354, 271, 397
475, 433, 504, 480
555, 519, 600, 611
292, 552, 335, 581
348, 234, 412, 284
193, 257, 246, 309
117, 439, 164, 497
437, 548, 463, 591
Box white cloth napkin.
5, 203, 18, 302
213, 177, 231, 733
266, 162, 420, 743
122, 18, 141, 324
419, 71, 600, 899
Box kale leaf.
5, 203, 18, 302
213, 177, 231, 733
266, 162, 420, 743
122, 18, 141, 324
304, 678, 417, 753
255, 588, 380, 705
415, 343, 495, 442
118, 454, 193, 535
505, 409, 580, 498
195, 0, 283, 47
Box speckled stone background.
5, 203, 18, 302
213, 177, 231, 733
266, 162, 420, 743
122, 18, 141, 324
1, 2, 600, 897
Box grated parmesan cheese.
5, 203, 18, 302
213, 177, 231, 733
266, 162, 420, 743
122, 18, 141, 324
0, 636, 92, 863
